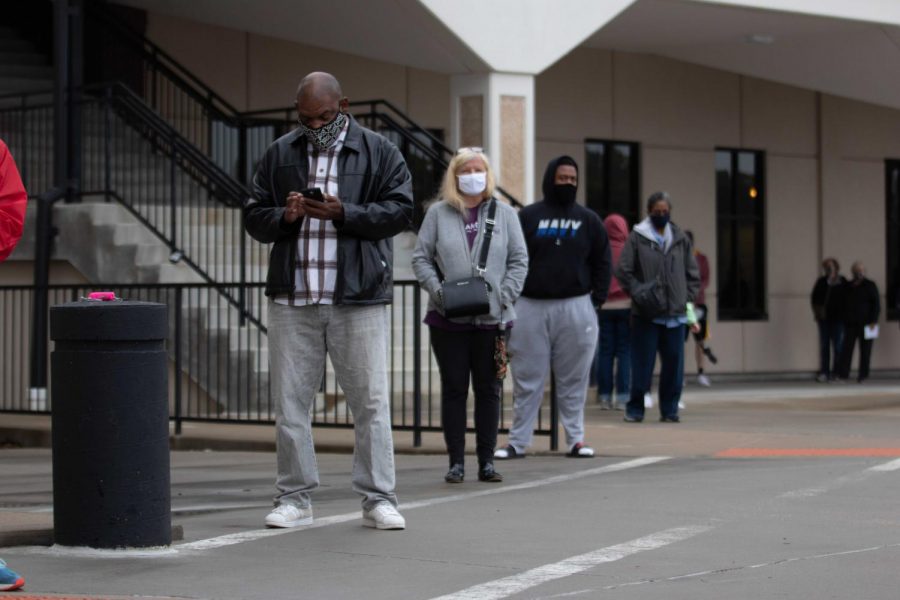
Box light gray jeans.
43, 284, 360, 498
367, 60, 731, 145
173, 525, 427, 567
507, 295, 598, 452
268, 302, 398, 511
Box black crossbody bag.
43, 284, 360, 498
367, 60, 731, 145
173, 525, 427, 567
440, 199, 497, 319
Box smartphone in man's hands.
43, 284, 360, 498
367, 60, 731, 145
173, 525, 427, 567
299, 187, 325, 202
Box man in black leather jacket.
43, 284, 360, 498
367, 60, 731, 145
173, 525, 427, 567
245, 72, 413, 531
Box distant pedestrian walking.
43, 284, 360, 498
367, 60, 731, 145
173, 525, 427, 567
835, 261, 879, 383
616, 192, 700, 423
412, 148, 528, 484
810, 257, 847, 382
496, 156, 611, 459
595, 214, 631, 411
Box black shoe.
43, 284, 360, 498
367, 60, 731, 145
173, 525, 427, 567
623, 415, 643, 423
659, 415, 681, 423
444, 463, 465, 483
702, 345, 718, 364
478, 463, 503, 482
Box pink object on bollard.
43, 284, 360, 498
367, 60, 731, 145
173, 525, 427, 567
87, 291, 117, 301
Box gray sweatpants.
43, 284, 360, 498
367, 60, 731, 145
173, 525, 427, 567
507, 294, 598, 452
268, 302, 398, 511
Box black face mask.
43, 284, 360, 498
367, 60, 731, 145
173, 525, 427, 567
650, 214, 670, 229
552, 184, 577, 204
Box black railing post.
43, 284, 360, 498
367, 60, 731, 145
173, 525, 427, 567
174, 286, 183, 435
103, 87, 112, 201
169, 147, 177, 252
53, 0, 69, 194
19, 95, 28, 186
412, 285, 422, 448
30, 188, 65, 399
239, 213, 246, 327
237, 121, 248, 185
150, 53, 158, 111
67, 0, 83, 204
238, 123, 248, 326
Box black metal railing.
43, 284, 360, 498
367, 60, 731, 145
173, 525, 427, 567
85, 4, 524, 209
0, 83, 265, 295
0, 282, 555, 445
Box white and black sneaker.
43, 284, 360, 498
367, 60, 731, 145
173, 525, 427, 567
494, 444, 525, 460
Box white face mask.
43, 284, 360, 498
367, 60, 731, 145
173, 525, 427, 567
457, 172, 487, 197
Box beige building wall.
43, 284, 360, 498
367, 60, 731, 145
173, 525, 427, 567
537, 48, 900, 374
145, 12, 450, 134
143, 12, 900, 375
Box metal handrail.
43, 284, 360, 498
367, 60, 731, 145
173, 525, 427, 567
85, 2, 242, 120
85, 2, 524, 207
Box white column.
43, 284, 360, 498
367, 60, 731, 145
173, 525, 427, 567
450, 72, 535, 205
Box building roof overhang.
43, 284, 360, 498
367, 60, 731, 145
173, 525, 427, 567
113, 0, 900, 110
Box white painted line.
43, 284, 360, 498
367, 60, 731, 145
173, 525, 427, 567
427, 525, 711, 600
401, 456, 671, 511
780, 456, 900, 498
867, 457, 900, 472
178, 456, 670, 552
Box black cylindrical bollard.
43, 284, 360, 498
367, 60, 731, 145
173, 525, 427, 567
50, 299, 170, 548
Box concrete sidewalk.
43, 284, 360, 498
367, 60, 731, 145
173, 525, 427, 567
2, 379, 899, 549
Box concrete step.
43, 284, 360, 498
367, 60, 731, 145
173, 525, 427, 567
0, 64, 54, 79
0, 51, 49, 67
0, 39, 35, 53
0, 77, 54, 94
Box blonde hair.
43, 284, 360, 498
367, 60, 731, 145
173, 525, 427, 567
439, 148, 496, 214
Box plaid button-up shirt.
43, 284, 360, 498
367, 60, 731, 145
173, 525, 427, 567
274, 119, 349, 306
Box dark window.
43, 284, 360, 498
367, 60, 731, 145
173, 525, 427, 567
887, 160, 900, 320
585, 139, 640, 224
716, 148, 767, 320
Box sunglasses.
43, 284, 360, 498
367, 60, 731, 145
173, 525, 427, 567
456, 146, 484, 154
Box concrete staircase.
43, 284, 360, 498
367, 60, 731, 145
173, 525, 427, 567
0, 21, 442, 420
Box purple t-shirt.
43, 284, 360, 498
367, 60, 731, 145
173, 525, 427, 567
464, 206, 479, 249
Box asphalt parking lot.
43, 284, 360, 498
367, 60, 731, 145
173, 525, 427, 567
1, 381, 899, 599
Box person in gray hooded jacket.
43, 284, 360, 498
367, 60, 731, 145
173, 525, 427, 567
412, 147, 528, 484
616, 192, 700, 423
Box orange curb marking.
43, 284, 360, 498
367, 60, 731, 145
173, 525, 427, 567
716, 448, 900, 458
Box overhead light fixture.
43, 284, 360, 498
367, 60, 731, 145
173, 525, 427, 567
746, 34, 775, 45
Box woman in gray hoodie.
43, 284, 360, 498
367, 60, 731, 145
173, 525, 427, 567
412, 148, 528, 484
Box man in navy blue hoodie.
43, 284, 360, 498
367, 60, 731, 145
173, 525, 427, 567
495, 156, 611, 459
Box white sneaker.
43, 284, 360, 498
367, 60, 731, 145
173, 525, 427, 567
362, 502, 406, 530
265, 504, 313, 528
678, 400, 686, 410
697, 374, 711, 387
643, 392, 654, 408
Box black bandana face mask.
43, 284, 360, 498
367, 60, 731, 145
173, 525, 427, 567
299, 111, 348, 150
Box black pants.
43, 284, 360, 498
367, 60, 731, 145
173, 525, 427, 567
837, 324, 873, 381
430, 327, 500, 468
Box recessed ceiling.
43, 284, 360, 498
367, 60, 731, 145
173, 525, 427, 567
111, 0, 491, 74
584, 0, 900, 110
113, 0, 900, 109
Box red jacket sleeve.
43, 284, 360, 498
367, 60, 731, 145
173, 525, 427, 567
0, 140, 27, 262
